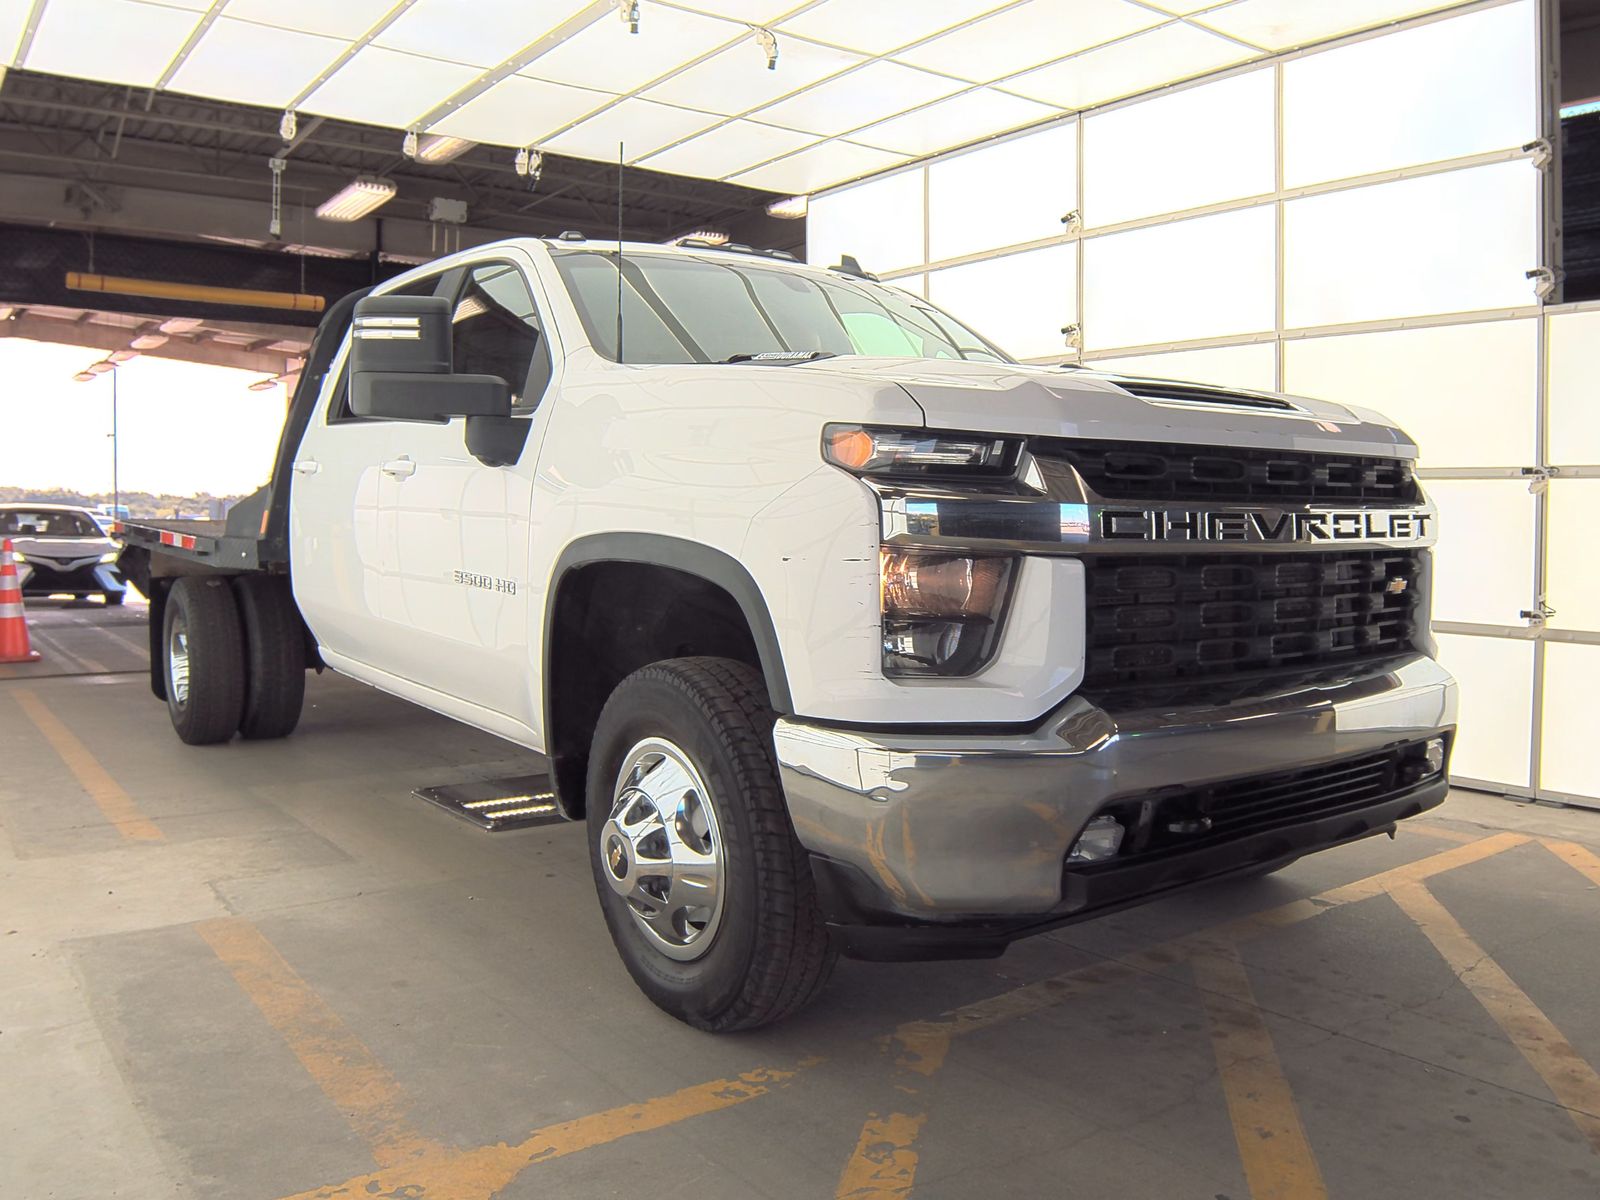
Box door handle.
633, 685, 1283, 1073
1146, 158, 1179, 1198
292, 459, 320, 475
381, 458, 417, 478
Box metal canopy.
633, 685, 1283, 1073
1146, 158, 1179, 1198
0, 0, 1480, 196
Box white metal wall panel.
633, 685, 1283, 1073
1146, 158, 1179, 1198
1547, 309, 1600, 465
1540, 643, 1600, 799
1434, 633, 1536, 789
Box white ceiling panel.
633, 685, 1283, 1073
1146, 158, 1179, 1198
169, 18, 346, 108
751, 61, 966, 137
639, 120, 818, 179
376, 0, 586, 69
429, 74, 610, 144
729, 139, 908, 192
894, 0, 1164, 83
25, 0, 200, 87
2, 0, 31, 65
522, 5, 741, 95
544, 99, 723, 163
850, 87, 1062, 155
1004, 22, 1254, 109
1195, 0, 1466, 52
642, 35, 864, 116
778, 0, 1010, 56
1139, 0, 1221, 12
668, 0, 798, 22
222, 0, 397, 41
302, 46, 480, 128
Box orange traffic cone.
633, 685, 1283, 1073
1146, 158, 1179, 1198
0, 537, 41, 663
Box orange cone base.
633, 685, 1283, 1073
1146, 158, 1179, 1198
0, 648, 41, 663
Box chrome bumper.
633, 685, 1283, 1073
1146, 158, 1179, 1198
773, 654, 1457, 919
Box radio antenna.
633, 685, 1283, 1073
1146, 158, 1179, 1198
615, 141, 624, 363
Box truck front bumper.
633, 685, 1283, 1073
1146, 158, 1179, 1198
773, 653, 1456, 960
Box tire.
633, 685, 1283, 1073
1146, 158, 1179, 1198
587, 657, 836, 1032
103, 590, 125, 606
162, 577, 245, 745
232, 575, 306, 740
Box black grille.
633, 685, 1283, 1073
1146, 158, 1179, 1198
1083, 739, 1444, 864
1034, 438, 1417, 505
1083, 550, 1422, 692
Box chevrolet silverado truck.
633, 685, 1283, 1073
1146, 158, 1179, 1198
118, 236, 1457, 1030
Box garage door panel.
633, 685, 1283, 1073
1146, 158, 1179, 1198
1434, 633, 1534, 790
1546, 480, 1600, 634
1547, 310, 1600, 467
1425, 481, 1537, 626
1540, 642, 1600, 803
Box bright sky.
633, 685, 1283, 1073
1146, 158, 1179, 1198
0, 339, 290, 496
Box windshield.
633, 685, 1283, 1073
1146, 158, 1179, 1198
0, 509, 103, 538
552, 249, 1013, 366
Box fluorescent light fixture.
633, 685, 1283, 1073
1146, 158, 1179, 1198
247, 377, 278, 392
159, 317, 203, 333
316, 176, 397, 222
281, 243, 359, 258
87, 360, 115, 374
766, 195, 808, 219
108, 349, 139, 362
73, 371, 97, 382
130, 333, 168, 350
416, 134, 474, 164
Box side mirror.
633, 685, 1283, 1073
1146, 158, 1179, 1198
348, 294, 511, 421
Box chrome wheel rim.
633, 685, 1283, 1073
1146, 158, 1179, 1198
168, 615, 191, 707
602, 738, 725, 962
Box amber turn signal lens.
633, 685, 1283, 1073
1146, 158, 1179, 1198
828, 427, 877, 470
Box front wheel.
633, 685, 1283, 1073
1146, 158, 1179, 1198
587, 657, 835, 1031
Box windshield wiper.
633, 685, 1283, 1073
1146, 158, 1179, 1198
720, 350, 837, 365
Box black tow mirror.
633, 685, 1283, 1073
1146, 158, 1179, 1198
349, 294, 511, 421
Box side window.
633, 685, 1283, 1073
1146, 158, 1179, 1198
328, 273, 446, 423
450, 263, 552, 412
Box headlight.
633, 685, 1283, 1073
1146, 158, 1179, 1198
99, 551, 120, 564
881, 550, 1014, 677
10, 551, 24, 563
824, 424, 1020, 478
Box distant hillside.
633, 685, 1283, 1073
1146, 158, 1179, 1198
0, 486, 247, 520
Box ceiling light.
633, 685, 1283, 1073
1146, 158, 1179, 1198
159, 317, 203, 334
752, 26, 778, 70
281, 243, 359, 258
72, 371, 96, 382
279, 109, 297, 141
766, 195, 807, 219
130, 333, 168, 350
403, 129, 419, 159
108, 349, 139, 363
87, 360, 115, 374
247, 378, 278, 392
416, 135, 473, 164
316, 176, 397, 222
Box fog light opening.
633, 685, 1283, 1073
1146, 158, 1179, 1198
1068, 815, 1125, 864
1423, 737, 1446, 777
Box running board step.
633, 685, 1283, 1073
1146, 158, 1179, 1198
413, 774, 567, 832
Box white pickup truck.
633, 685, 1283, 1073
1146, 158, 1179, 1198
118, 235, 1457, 1030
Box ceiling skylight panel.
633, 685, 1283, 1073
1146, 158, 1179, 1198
521, 5, 740, 95
642, 36, 864, 116
638, 120, 818, 179
1194, 0, 1466, 52
221, 0, 398, 41
728, 139, 908, 192
778, 0, 1011, 55
168, 18, 346, 107
375, 0, 584, 68
544, 99, 723, 163
752, 61, 966, 137
428, 74, 610, 145
25, 0, 201, 87
301, 46, 480, 128
851, 87, 1062, 155
1003, 22, 1254, 109
894, 0, 1164, 84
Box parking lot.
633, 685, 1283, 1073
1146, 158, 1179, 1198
1, 599, 1595, 1200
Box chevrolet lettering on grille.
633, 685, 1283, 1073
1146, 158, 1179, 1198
1099, 507, 1432, 544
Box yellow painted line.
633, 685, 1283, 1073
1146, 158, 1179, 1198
1389, 882, 1600, 1155
1193, 943, 1329, 1200
275, 1063, 811, 1200
835, 1112, 927, 1200
196, 918, 446, 1170
1542, 838, 1600, 889
13, 688, 163, 842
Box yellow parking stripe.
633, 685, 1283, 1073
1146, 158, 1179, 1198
1542, 838, 1600, 889
835, 1112, 927, 1200
1389, 882, 1600, 1154
13, 688, 163, 842
1193, 943, 1329, 1200
196, 918, 446, 1169
275, 1063, 811, 1200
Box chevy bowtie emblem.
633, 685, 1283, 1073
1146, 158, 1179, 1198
1386, 578, 1410, 594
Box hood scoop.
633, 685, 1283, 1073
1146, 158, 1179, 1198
1107, 376, 1298, 413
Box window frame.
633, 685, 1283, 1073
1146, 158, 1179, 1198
445, 257, 555, 415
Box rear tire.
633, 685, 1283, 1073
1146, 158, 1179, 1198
232, 575, 306, 740
162, 577, 245, 745
587, 657, 836, 1031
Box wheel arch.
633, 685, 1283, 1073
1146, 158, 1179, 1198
542, 534, 792, 818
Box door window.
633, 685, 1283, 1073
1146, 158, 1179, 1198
450, 263, 552, 411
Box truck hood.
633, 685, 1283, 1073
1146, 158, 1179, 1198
790, 357, 1415, 458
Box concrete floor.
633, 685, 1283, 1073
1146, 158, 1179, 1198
3, 599, 1599, 1200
